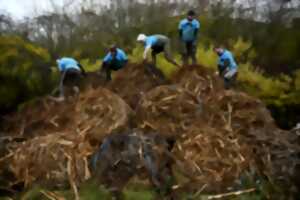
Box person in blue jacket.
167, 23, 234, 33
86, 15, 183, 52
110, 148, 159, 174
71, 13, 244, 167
137, 33, 180, 67
56, 57, 86, 100
137, 33, 180, 79
101, 45, 128, 81
214, 47, 238, 89
179, 10, 200, 65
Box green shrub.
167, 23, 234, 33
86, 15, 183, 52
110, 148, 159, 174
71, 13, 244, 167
80, 58, 102, 72
196, 45, 218, 69
0, 35, 55, 112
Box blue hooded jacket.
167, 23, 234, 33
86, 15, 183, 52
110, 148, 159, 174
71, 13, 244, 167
103, 48, 128, 69
144, 36, 159, 48
218, 50, 238, 70
103, 48, 128, 63
57, 57, 81, 72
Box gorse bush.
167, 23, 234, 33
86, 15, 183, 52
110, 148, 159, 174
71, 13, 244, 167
79, 58, 102, 72
0, 36, 56, 112
196, 45, 218, 69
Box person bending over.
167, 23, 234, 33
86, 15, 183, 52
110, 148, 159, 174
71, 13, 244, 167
101, 45, 128, 81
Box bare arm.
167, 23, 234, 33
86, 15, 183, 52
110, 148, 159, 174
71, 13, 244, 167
143, 46, 151, 60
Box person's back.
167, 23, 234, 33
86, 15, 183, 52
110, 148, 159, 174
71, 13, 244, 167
57, 57, 80, 72
115, 48, 128, 61
219, 50, 237, 70
137, 33, 180, 72
54, 57, 85, 101
151, 35, 169, 47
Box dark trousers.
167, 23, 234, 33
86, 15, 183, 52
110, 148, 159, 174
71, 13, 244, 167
151, 44, 178, 67
218, 65, 238, 89
59, 68, 82, 97
144, 62, 165, 81
181, 41, 197, 65
102, 60, 127, 81
224, 72, 238, 90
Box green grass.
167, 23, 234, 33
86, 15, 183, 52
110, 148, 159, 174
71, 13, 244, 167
123, 189, 155, 200
14, 177, 279, 200
15, 186, 267, 200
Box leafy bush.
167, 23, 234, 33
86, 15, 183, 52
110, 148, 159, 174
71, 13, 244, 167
79, 58, 102, 72
0, 36, 56, 112
196, 45, 218, 69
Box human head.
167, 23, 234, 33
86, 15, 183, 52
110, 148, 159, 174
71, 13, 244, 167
187, 10, 196, 21
109, 45, 117, 56
214, 47, 224, 56
110, 45, 117, 52
137, 34, 147, 43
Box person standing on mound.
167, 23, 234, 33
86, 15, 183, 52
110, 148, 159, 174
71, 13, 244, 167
178, 10, 200, 65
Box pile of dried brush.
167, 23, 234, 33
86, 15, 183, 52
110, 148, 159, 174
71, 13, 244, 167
136, 85, 202, 138
2, 87, 132, 142
107, 63, 163, 109
0, 87, 133, 199
171, 65, 300, 193
8, 133, 91, 187
172, 123, 256, 193
135, 65, 300, 194
0, 64, 299, 198
75, 87, 132, 142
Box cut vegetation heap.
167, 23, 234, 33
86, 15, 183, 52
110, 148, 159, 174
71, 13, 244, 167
0, 64, 299, 199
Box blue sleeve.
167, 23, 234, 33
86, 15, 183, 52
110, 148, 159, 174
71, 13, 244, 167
223, 51, 237, 69
103, 53, 112, 63
178, 20, 184, 30
227, 52, 234, 62
58, 61, 65, 71
194, 20, 200, 29
120, 50, 128, 60
229, 53, 237, 69
145, 38, 153, 48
